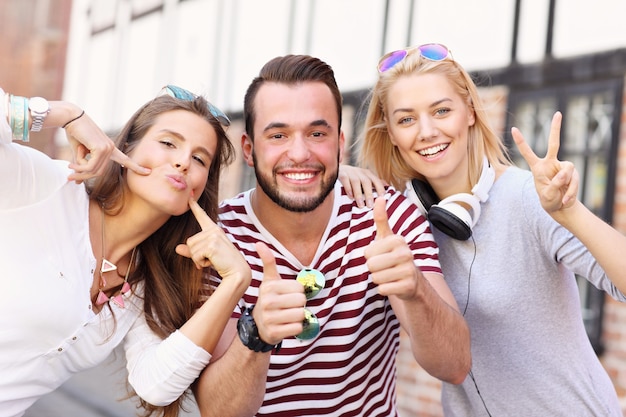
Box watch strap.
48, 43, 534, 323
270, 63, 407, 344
238, 305, 281, 353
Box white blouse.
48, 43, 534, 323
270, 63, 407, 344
0, 90, 211, 417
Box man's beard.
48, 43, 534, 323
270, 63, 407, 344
253, 153, 339, 213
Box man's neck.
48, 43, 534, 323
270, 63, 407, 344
250, 187, 335, 266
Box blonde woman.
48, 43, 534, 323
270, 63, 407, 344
344, 44, 626, 416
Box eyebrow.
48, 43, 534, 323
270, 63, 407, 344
391, 98, 453, 115
262, 119, 333, 132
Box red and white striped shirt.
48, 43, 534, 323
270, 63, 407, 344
216, 182, 440, 417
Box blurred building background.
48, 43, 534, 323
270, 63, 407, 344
2, 0, 626, 416
0, 0, 72, 156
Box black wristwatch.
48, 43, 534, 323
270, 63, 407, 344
237, 305, 281, 353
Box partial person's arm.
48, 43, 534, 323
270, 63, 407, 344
512, 111, 626, 295
193, 242, 307, 417
193, 321, 271, 417
388, 272, 470, 384
124, 278, 251, 407
124, 309, 212, 406
175, 198, 252, 352
126, 198, 252, 406
1, 88, 149, 182
365, 197, 471, 384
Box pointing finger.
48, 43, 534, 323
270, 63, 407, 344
111, 148, 151, 175
188, 197, 218, 231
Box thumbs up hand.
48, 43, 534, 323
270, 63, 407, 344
365, 197, 419, 300
253, 242, 307, 345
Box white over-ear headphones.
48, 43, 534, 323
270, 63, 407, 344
406, 157, 495, 240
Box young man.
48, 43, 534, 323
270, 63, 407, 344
193, 55, 470, 417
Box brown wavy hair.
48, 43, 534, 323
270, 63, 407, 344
86, 94, 235, 417
359, 48, 511, 190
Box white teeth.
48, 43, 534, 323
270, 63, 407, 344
418, 144, 448, 156
285, 172, 315, 180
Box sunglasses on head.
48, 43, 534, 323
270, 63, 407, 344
295, 268, 326, 340
377, 43, 453, 73
158, 85, 231, 127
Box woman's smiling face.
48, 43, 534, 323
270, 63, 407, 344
385, 72, 475, 188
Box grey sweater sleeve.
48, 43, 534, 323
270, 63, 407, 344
520, 170, 626, 302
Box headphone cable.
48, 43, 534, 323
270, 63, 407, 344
462, 235, 477, 316
463, 235, 493, 416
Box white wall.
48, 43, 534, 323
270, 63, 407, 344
62, 0, 626, 133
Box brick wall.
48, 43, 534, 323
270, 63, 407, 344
396, 332, 444, 417
0, 0, 72, 157
601, 76, 626, 411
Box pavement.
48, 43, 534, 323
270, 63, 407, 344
23, 347, 200, 417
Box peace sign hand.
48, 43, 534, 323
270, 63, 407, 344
511, 111, 579, 215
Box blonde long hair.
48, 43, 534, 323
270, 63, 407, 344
359, 49, 511, 190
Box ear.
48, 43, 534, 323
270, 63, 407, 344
383, 117, 399, 146
388, 130, 399, 147
467, 101, 476, 127
241, 133, 254, 167
338, 130, 346, 164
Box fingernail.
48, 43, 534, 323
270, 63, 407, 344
366, 198, 374, 208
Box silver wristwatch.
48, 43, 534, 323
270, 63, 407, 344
28, 96, 50, 132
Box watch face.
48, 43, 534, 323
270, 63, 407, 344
29, 96, 49, 114
237, 315, 253, 344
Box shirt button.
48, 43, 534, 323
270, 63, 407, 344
57, 347, 63, 352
